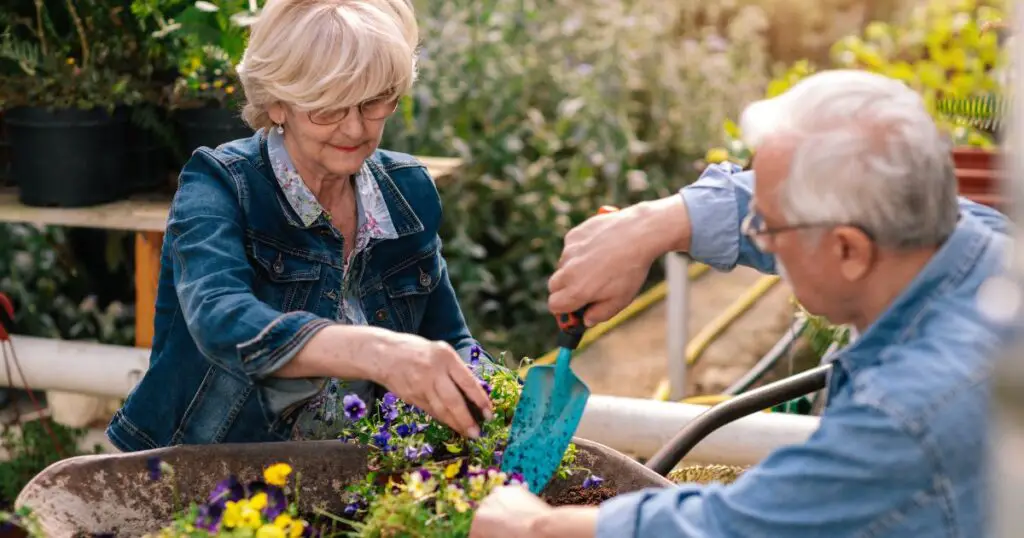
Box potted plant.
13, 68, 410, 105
0, 0, 164, 207
138, 0, 257, 158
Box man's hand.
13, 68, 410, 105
548, 195, 692, 326
469, 485, 552, 538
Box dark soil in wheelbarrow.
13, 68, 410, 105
545, 485, 619, 507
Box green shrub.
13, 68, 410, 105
384, 0, 772, 357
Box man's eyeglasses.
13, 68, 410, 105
741, 205, 873, 251
308, 90, 400, 125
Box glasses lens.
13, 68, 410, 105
361, 96, 399, 120
309, 108, 349, 125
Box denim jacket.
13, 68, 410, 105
107, 132, 485, 451
597, 164, 1012, 538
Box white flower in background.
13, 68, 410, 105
194, 1, 219, 12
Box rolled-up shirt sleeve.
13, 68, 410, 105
679, 163, 776, 274
595, 400, 930, 537
168, 149, 333, 380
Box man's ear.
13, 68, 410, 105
834, 227, 875, 281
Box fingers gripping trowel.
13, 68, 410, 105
501, 206, 618, 494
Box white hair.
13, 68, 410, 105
237, 0, 419, 130
739, 69, 959, 249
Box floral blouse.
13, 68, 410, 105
266, 128, 397, 440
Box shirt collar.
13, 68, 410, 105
835, 212, 998, 369
266, 127, 397, 240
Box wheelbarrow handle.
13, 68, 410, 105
644, 363, 832, 477
553, 205, 621, 350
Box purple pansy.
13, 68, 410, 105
582, 474, 604, 489
146, 456, 162, 481
343, 394, 367, 421
372, 429, 392, 451
208, 475, 245, 506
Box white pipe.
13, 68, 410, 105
664, 253, 689, 400
578, 394, 820, 466
5, 336, 819, 467
3, 335, 149, 399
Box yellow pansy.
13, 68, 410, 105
249, 492, 268, 511
289, 521, 307, 538
256, 524, 286, 538
273, 514, 293, 528
444, 461, 462, 479
240, 505, 263, 528
222, 501, 242, 528
263, 463, 293, 486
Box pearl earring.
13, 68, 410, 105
276, 123, 285, 134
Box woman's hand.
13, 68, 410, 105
367, 331, 494, 438
277, 325, 494, 438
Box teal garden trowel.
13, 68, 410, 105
501, 205, 618, 494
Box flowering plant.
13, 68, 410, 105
0, 348, 604, 537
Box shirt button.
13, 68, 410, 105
419, 271, 432, 287
375, 309, 388, 321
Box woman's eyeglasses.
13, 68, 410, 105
307, 91, 400, 125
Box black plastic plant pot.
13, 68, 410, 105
127, 105, 176, 194
5, 106, 132, 207
175, 106, 254, 157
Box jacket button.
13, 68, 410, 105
326, 289, 338, 300
272, 255, 284, 275
419, 271, 432, 287
375, 309, 388, 321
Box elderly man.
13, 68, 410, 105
469, 69, 1012, 538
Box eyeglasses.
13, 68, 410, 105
307, 90, 400, 125
741, 204, 873, 251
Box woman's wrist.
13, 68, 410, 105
529, 506, 600, 538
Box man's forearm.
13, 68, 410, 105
530, 506, 600, 538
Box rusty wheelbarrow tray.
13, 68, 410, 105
15, 437, 670, 536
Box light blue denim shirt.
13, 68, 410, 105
597, 163, 1013, 538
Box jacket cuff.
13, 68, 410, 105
237, 311, 334, 378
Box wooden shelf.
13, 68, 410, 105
0, 156, 462, 232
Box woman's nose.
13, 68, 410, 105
337, 111, 366, 139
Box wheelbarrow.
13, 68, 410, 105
14, 365, 830, 536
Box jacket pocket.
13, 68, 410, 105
381, 246, 441, 332
249, 236, 323, 313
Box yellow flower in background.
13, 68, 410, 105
256, 524, 286, 538
263, 463, 293, 486
704, 148, 730, 164
225, 85, 236, 94
65, 57, 75, 65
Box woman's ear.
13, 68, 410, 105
268, 102, 286, 126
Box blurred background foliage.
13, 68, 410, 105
0, 0, 1012, 360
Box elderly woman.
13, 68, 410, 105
106, 0, 493, 451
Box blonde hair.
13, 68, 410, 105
237, 0, 418, 130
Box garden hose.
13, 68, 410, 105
651, 275, 783, 401
722, 317, 809, 396
645, 364, 832, 477
518, 262, 711, 378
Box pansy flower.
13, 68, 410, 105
582, 474, 604, 488
342, 394, 367, 421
